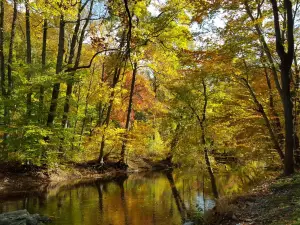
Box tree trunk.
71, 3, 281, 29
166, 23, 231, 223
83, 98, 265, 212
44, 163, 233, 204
167, 123, 181, 162
293, 55, 300, 164
242, 78, 285, 160
62, 0, 94, 128
98, 30, 127, 164
98, 68, 121, 163
0, 0, 7, 132
7, 0, 17, 97
25, 0, 32, 120
120, 62, 137, 163
281, 65, 294, 174
39, 18, 48, 122
79, 77, 93, 144
5, 0, 17, 128
47, 15, 65, 126
262, 64, 284, 147
270, 0, 295, 175
191, 79, 219, 199
0, 0, 4, 98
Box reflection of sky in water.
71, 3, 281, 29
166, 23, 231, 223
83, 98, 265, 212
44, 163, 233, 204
195, 195, 215, 211
0, 168, 265, 225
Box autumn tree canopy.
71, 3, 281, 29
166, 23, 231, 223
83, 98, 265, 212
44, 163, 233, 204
0, 0, 299, 175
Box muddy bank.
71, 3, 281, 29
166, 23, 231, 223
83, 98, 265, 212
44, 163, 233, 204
0, 157, 172, 199
208, 173, 300, 225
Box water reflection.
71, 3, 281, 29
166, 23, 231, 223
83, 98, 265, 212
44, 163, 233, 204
0, 167, 266, 225
165, 171, 190, 223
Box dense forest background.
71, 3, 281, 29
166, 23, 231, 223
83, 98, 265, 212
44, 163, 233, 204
0, 0, 299, 175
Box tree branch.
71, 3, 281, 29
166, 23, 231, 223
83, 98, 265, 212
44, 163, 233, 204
65, 49, 121, 72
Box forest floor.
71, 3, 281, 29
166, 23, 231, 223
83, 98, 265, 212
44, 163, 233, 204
209, 172, 300, 225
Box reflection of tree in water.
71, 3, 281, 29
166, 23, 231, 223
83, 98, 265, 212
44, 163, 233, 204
165, 171, 191, 223
165, 170, 219, 225
95, 180, 104, 212
95, 177, 129, 225
116, 177, 129, 225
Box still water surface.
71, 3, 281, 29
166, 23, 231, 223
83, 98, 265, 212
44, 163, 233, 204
0, 169, 262, 225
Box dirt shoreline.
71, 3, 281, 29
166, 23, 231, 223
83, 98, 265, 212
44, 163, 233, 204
0, 158, 172, 199
0, 165, 126, 199
208, 173, 300, 225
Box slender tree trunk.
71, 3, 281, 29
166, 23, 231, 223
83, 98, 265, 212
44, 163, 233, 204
0, 0, 4, 98
167, 123, 181, 162
241, 78, 285, 160
191, 79, 219, 199
0, 0, 7, 130
39, 18, 48, 122
71, 84, 82, 150
61, 4, 81, 128
7, 0, 17, 97
200, 80, 219, 199
25, 0, 32, 120
47, 15, 65, 126
244, 1, 283, 98
62, 0, 94, 128
98, 30, 127, 164
5, 0, 17, 128
79, 77, 93, 144
120, 62, 137, 163
97, 64, 106, 126
98, 67, 122, 163
263, 67, 284, 146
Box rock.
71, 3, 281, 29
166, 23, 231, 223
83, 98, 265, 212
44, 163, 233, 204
232, 214, 238, 221
0, 210, 51, 225
183, 222, 194, 225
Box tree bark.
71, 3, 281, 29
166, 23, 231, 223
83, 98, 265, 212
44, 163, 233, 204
0, 0, 5, 98
62, 0, 94, 128
241, 77, 285, 160
270, 0, 295, 175
263, 66, 284, 147
47, 15, 65, 126
245, 0, 296, 175
39, 18, 48, 122
190, 79, 219, 199
7, 0, 17, 97
5, 0, 18, 127
293, 55, 300, 164
25, 0, 32, 120
120, 62, 137, 163
98, 67, 122, 163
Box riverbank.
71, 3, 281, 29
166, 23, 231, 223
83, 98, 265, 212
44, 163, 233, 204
209, 173, 300, 225
0, 157, 172, 199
